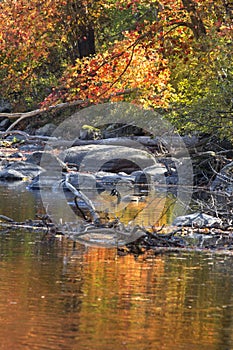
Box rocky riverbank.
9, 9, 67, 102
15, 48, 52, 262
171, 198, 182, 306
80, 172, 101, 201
1, 119, 233, 251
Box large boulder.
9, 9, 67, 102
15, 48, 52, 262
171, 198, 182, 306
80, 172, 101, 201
59, 145, 157, 174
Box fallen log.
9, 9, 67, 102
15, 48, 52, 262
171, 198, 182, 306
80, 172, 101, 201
0, 99, 86, 132
1, 213, 233, 252
0, 89, 137, 132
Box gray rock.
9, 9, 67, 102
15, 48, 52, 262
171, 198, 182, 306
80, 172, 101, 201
0, 151, 6, 158
19, 144, 44, 152
102, 124, 147, 138
5, 133, 27, 142
9, 152, 23, 158
65, 172, 97, 191
29, 170, 135, 194
0, 118, 11, 131
26, 151, 65, 168
28, 174, 59, 190
0, 161, 44, 180
59, 145, 156, 174
0, 169, 25, 180
143, 164, 166, 181
35, 123, 56, 136
95, 171, 134, 192
29, 171, 97, 191
79, 125, 101, 140
172, 212, 222, 227
182, 134, 200, 148
0, 98, 11, 113
131, 171, 149, 195
131, 164, 169, 194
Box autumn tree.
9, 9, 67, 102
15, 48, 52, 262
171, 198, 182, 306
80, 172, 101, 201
45, 0, 232, 127
0, 0, 110, 109
0, 0, 63, 109
0, 0, 232, 139
166, 0, 233, 137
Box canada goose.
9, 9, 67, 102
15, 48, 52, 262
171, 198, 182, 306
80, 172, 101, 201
110, 189, 146, 204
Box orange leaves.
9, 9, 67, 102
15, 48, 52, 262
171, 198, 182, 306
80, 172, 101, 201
0, 0, 232, 113
50, 0, 232, 110
0, 0, 63, 105
52, 28, 172, 109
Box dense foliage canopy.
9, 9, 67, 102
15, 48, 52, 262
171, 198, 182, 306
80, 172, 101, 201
0, 0, 232, 137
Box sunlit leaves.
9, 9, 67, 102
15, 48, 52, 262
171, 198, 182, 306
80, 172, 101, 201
42, 29, 172, 109
48, 0, 232, 113
0, 0, 63, 108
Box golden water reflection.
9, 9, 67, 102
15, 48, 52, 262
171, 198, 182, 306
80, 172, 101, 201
0, 185, 233, 349
77, 191, 175, 229
1, 232, 233, 350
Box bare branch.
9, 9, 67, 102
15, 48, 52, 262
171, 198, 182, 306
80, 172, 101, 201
64, 174, 100, 225
0, 89, 137, 132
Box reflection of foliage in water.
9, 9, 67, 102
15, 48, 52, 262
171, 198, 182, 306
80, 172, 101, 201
2, 233, 233, 349
114, 193, 176, 228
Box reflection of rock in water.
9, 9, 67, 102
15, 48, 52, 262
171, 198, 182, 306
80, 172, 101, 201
64, 194, 176, 247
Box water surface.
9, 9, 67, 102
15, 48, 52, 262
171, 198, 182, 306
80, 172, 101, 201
1, 184, 233, 349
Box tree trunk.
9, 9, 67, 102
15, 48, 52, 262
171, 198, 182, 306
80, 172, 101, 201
182, 0, 206, 39
61, 1, 96, 63
78, 26, 96, 59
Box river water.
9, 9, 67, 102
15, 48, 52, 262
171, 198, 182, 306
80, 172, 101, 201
1, 183, 233, 350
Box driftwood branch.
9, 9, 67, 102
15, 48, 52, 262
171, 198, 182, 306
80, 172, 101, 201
0, 89, 137, 132
0, 99, 86, 132
0, 221, 49, 231
64, 174, 100, 224
0, 214, 14, 222
0, 99, 85, 120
